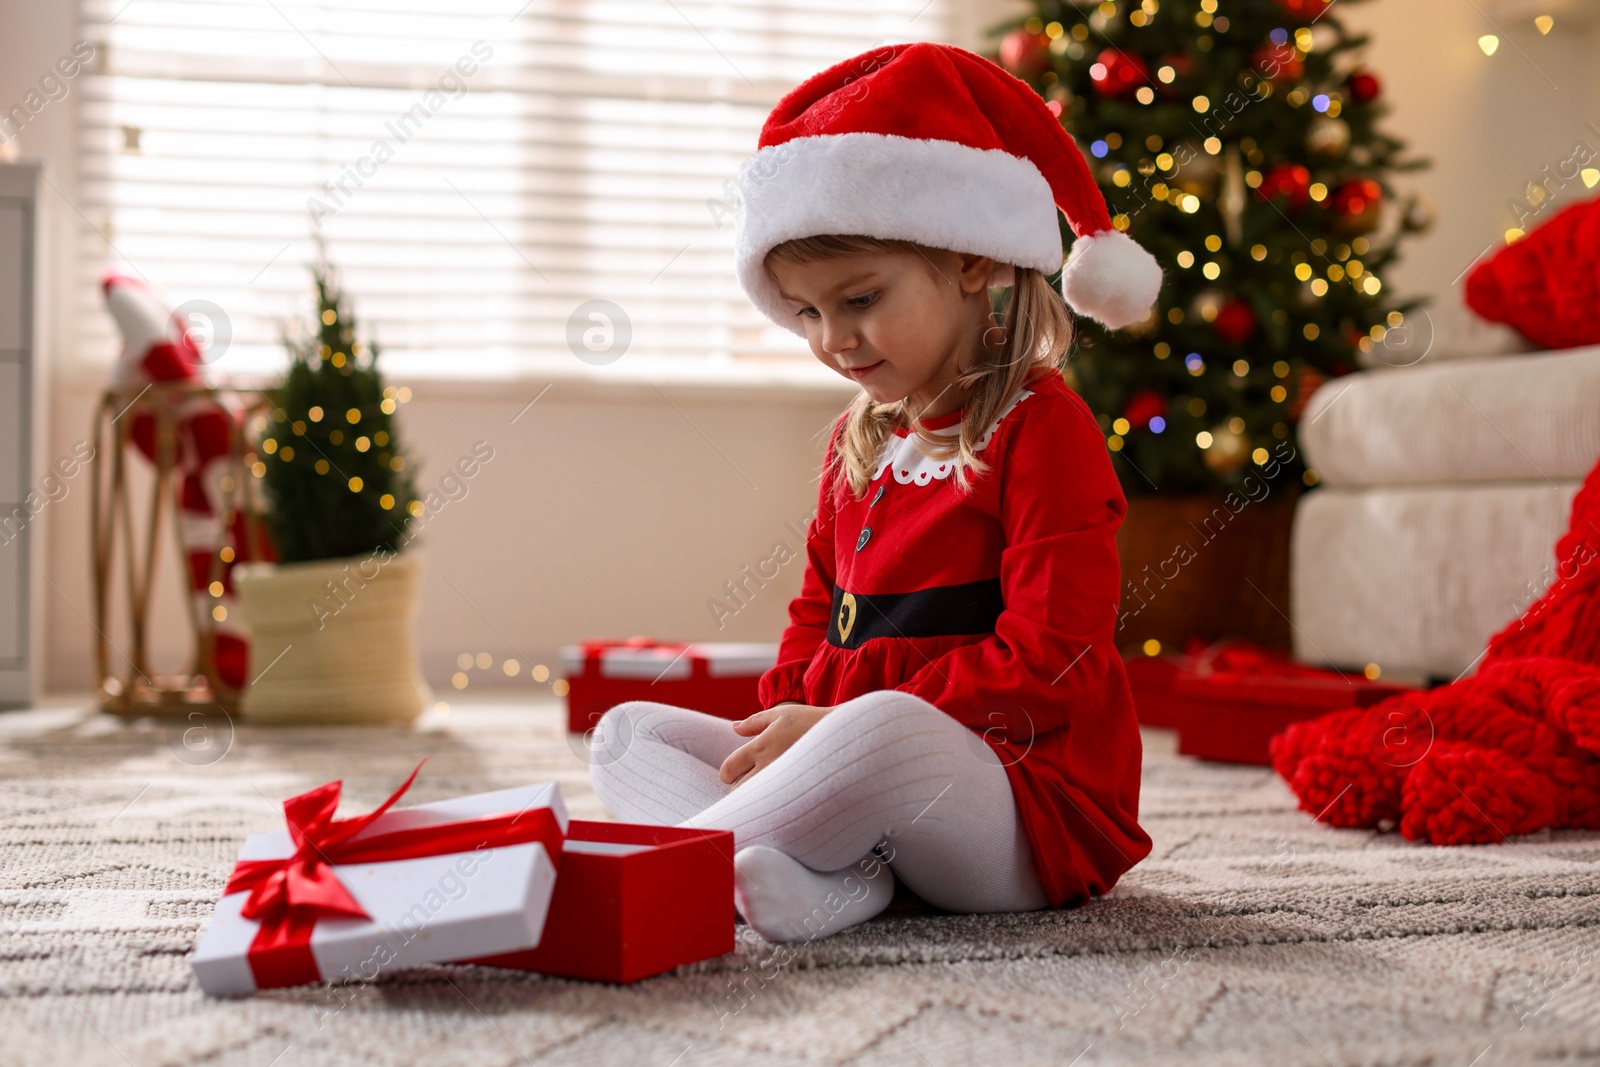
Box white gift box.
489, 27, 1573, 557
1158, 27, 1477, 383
560, 641, 779, 681
192, 782, 568, 997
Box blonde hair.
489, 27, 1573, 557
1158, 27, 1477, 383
765, 233, 1075, 501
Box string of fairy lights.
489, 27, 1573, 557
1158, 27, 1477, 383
200, 294, 421, 623
204, 378, 419, 625
250, 382, 418, 515
246, 299, 421, 513
432, 652, 572, 717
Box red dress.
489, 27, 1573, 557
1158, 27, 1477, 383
756, 366, 1152, 908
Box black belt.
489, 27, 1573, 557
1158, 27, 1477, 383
826, 578, 1004, 649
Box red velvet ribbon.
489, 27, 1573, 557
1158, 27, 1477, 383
222, 761, 564, 990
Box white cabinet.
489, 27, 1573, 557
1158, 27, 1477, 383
0, 163, 41, 707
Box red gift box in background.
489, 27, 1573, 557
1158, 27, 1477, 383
464, 820, 734, 983
1122, 652, 1189, 730
562, 637, 777, 733
1127, 638, 1422, 765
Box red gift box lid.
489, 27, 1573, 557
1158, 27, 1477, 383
561, 638, 777, 681
1173, 667, 1414, 710
1156, 637, 1416, 710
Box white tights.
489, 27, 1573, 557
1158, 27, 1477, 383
587, 689, 1050, 941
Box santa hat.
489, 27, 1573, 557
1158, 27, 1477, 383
734, 41, 1164, 336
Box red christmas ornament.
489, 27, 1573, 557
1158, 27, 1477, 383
1274, 0, 1330, 17
999, 29, 1053, 78
1288, 365, 1326, 420
1250, 41, 1302, 84
1123, 389, 1166, 429
1090, 48, 1149, 99
1341, 320, 1367, 351
1346, 68, 1382, 103
1329, 178, 1383, 234
1154, 52, 1194, 96
1213, 299, 1257, 345
1254, 164, 1312, 210
1158, 53, 1194, 78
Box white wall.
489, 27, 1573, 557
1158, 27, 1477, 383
42, 376, 846, 695
4, 0, 1598, 697
1337, 1, 1600, 335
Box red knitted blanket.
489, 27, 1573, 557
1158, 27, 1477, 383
1271, 454, 1600, 844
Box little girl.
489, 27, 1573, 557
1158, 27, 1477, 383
589, 41, 1164, 942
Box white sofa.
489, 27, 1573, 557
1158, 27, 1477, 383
1290, 323, 1600, 681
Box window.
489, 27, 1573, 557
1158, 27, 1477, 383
76, 0, 951, 382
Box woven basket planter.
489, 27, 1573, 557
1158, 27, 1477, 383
233, 553, 428, 724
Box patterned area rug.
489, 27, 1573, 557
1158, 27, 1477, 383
1, 697, 1597, 1067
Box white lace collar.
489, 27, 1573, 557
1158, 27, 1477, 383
869, 387, 1034, 486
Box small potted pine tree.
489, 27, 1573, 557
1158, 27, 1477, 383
233, 251, 428, 724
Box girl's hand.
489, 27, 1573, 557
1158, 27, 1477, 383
719, 703, 834, 786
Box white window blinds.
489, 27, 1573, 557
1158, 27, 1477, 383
75, 0, 951, 382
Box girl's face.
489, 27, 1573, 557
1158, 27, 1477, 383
766, 246, 999, 419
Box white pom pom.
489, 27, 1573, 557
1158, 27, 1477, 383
1059, 229, 1164, 330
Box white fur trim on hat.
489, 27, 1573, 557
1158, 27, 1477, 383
734, 132, 1064, 338
1059, 229, 1165, 330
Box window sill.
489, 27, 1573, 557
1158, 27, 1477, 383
56, 352, 861, 407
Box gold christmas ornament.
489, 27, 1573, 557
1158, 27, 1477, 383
1173, 142, 1221, 189
1219, 145, 1246, 246
1191, 288, 1226, 322
1306, 115, 1350, 157
1403, 196, 1436, 233
1201, 421, 1251, 474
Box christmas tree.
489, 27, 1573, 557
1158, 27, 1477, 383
993, 0, 1430, 495
259, 251, 419, 563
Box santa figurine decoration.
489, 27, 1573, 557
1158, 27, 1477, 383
102, 273, 272, 691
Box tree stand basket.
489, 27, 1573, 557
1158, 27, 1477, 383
233, 553, 429, 725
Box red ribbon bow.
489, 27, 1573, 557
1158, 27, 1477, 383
580, 636, 693, 660
1187, 637, 1333, 680
222, 761, 564, 990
